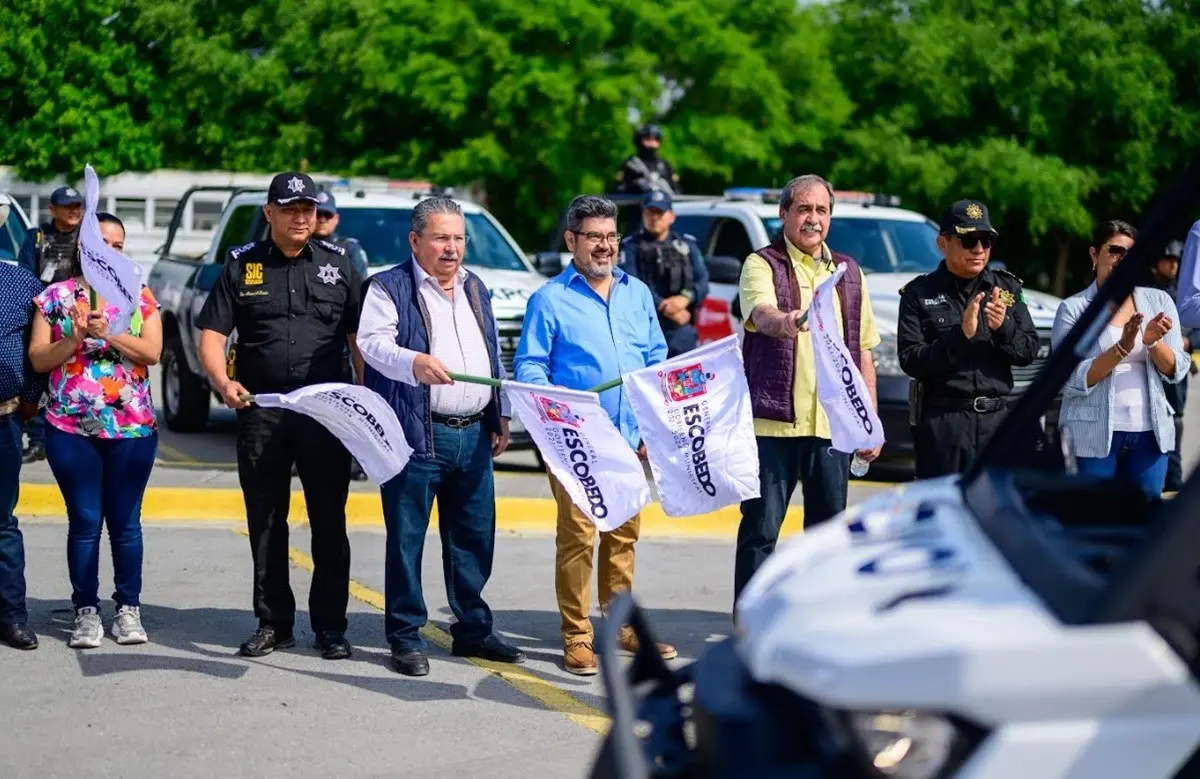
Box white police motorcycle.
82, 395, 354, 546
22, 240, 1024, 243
587, 171, 1200, 779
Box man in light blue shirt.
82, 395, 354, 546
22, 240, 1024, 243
514, 195, 675, 676
1178, 219, 1200, 330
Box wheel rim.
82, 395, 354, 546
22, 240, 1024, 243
165, 352, 181, 417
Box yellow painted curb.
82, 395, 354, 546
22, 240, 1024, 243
18, 483, 805, 540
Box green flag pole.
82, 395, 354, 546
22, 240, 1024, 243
89, 285, 97, 310
585, 376, 624, 393
446, 371, 504, 388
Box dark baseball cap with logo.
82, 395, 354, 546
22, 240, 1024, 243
642, 189, 673, 211
50, 186, 84, 206
267, 172, 320, 205
939, 199, 998, 236
315, 188, 338, 215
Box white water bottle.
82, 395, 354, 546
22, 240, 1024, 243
850, 453, 870, 478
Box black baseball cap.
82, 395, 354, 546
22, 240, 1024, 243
939, 199, 997, 236
267, 172, 320, 205
50, 186, 83, 206
642, 189, 673, 211
315, 188, 337, 214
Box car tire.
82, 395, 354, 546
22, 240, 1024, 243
162, 336, 210, 432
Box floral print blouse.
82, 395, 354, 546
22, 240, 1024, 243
34, 279, 159, 439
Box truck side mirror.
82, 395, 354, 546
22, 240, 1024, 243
534, 251, 564, 277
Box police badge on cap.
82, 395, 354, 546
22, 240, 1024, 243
268, 172, 319, 205
939, 199, 998, 236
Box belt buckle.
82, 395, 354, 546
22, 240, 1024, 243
446, 416, 468, 429
972, 397, 988, 413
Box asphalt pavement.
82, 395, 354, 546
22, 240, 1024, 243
4, 364, 1199, 778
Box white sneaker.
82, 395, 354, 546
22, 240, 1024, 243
111, 605, 148, 645
68, 607, 104, 649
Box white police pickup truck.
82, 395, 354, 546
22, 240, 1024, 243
146, 183, 545, 451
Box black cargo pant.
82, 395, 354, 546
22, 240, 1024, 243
734, 436, 850, 602
913, 403, 1027, 479
236, 406, 351, 634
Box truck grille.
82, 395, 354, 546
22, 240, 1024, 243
496, 321, 523, 376
1011, 329, 1053, 392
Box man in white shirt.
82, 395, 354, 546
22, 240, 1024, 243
357, 197, 524, 677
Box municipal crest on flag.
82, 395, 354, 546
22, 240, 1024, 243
660, 364, 714, 403
536, 396, 583, 427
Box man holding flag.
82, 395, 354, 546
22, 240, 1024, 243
357, 196, 524, 678
196, 171, 363, 661
733, 175, 883, 603
515, 195, 677, 676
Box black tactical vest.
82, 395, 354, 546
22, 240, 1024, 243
634, 233, 694, 300
37, 222, 80, 284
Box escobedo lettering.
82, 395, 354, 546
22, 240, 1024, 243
682, 404, 717, 496
562, 428, 608, 519
838, 361, 873, 435
334, 392, 393, 452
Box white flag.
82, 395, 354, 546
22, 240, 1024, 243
624, 336, 760, 517
254, 383, 412, 484
79, 165, 145, 335
811, 264, 886, 453
503, 381, 650, 531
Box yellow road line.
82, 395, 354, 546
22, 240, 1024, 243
233, 528, 610, 734
17, 483, 806, 539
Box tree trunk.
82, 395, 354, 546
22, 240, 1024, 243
1051, 233, 1072, 298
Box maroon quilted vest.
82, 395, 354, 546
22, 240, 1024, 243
742, 237, 864, 423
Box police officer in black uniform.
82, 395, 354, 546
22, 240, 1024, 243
14, 185, 84, 464
619, 190, 710, 356
616, 124, 680, 196
196, 172, 364, 660
897, 200, 1041, 478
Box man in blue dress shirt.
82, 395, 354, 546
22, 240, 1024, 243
515, 195, 677, 676
0, 260, 47, 650
1178, 218, 1200, 330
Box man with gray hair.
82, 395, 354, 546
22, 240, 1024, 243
733, 174, 883, 604
515, 195, 675, 676
357, 195, 525, 677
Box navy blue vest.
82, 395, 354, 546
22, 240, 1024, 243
362, 260, 503, 460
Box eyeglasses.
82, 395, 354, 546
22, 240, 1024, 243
959, 233, 996, 250
572, 230, 622, 246
1106, 244, 1129, 257
429, 234, 470, 247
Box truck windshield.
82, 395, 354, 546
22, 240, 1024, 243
0, 202, 29, 263
762, 216, 943, 274
335, 208, 528, 272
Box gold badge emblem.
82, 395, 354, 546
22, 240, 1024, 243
965, 203, 983, 220
244, 262, 264, 286
997, 289, 1016, 306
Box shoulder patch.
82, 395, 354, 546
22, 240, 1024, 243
229, 241, 256, 259
993, 267, 1024, 286
682, 233, 697, 242
313, 238, 346, 256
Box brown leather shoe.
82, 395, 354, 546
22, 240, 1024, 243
619, 626, 678, 660
563, 641, 599, 676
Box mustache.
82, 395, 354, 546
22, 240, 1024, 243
801, 223, 822, 232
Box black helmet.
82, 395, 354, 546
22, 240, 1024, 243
634, 124, 664, 145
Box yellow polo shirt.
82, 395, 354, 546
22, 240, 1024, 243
738, 238, 881, 438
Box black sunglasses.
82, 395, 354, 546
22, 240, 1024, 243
958, 233, 996, 250
1106, 244, 1129, 257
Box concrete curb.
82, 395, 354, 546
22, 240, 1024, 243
16, 483, 804, 540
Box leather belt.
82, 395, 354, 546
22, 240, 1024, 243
432, 411, 484, 428
925, 396, 1006, 413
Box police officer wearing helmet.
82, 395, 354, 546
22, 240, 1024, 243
616, 124, 680, 196
619, 190, 710, 356
897, 199, 1041, 478
313, 188, 369, 279
196, 172, 364, 660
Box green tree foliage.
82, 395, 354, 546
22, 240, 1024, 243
0, 0, 164, 180
2, 0, 1198, 282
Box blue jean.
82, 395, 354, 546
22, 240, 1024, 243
44, 426, 157, 610
0, 415, 27, 626
1076, 430, 1168, 497
380, 421, 495, 652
